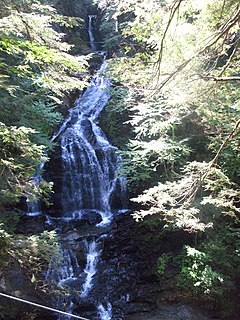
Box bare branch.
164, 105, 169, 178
155, 0, 184, 79
208, 76, 240, 81
219, 41, 239, 76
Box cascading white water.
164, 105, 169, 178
26, 159, 46, 216
80, 240, 101, 298
59, 55, 125, 223
46, 248, 81, 288
27, 198, 41, 216
45, 248, 81, 320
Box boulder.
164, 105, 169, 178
80, 210, 102, 225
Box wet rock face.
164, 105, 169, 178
0, 258, 50, 320
56, 0, 90, 17
11, 210, 215, 320
55, 0, 98, 54
90, 213, 158, 318
81, 210, 102, 225
81, 117, 97, 144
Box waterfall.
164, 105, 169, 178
46, 248, 81, 288
59, 58, 125, 222
88, 15, 97, 51
43, 15, 127, 320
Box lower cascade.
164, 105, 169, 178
80, 240, 101, 298
98, 303, 112, 320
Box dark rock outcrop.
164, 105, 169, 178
126, 304, 214, 320
16, 214, 47, 235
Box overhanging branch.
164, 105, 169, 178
209, 76, 240, 81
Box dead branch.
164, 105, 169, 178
209, 76, 240, 81
155, 0, 184, 79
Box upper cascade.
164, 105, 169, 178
59, 58, 126, 222
88, 15, 97, 51
48, 16, 126, 223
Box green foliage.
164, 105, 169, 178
0, 227, 45, 318
0, 0, 89, 210
202, 228, 240, 279
179, 226, 240, 299
0, 210, 20, 234
198, 82, 240, 181
0, 0, 90, 289
0, 224, 11, 268
98, 0, 240, 216
0, 0, 89, 212
132, 161, 239, 229
0, 122, 47, 205
0, 87, 63, 146
100, 19, 122, 52
113, 91, 192, 192
0, 222, 59, 295
180, 245, 226, 295
120, 148, 153, 193
0, 0, 89, 90
96, 1, 240, 314
157, 253, 172, 276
